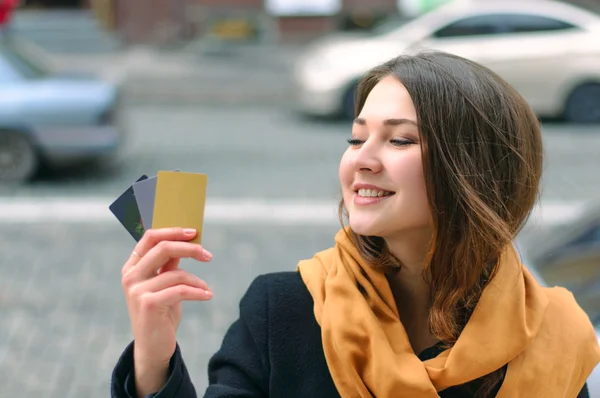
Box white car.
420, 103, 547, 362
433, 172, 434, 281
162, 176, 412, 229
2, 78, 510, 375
293, 0, 600, 123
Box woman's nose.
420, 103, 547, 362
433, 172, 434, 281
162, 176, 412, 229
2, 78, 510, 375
352, 143, 383, 173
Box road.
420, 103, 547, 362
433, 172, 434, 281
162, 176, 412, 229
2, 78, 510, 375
0, 105, 345, 199
2, 104, 599, 201
1, 104, 599, 397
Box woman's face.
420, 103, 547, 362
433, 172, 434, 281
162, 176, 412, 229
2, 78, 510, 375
339, 75, 432, 239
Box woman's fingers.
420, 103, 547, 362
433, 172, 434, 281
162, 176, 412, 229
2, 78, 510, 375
139, 284, 213, 309
123, 242, 211, 285
122, 228, 199, 275
121, 228, 213, 281
158, 258, 181, 275
132, 269, 210, 295
136, 228, 199, 257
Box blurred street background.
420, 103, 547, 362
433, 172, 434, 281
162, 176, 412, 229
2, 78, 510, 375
0, 0, 600, 396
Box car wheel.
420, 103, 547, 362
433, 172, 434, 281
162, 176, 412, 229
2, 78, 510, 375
564, 83, 600, 124
0, 131, 39, 183
341, 83, 358, 120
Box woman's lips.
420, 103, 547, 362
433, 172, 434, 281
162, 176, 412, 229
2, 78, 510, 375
353, 190, 395, 206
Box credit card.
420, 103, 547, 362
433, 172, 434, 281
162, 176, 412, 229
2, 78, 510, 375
152, 171, 208, 244
132, 176, 157, 230
109, 175, 148, 241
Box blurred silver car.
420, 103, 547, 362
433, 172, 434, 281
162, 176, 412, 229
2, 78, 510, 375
293, 0, 600, 123
0, 38, 123, 182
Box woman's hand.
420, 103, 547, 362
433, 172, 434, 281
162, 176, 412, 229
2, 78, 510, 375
121, 227, 213, 397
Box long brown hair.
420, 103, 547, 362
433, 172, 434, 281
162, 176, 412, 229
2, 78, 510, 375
338, 51, 543, 395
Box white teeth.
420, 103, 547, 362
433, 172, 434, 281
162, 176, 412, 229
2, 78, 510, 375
357, 189, 392, 198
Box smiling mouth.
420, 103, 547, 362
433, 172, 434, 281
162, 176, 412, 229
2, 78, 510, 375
356, 188, 395, 198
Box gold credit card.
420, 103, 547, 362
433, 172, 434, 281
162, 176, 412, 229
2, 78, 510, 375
152, 171, 208, 244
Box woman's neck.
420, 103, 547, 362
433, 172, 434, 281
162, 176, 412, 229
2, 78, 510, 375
384, 229, 432, 309
384, 229, 438, 353
388, 270, 438, 354
387, 266, 431, 317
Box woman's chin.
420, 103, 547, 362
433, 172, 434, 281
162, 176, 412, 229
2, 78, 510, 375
348, 218, 384, 237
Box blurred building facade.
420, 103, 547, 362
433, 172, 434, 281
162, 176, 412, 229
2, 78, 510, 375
17, 0, 600, 45
100, 0, 405, 45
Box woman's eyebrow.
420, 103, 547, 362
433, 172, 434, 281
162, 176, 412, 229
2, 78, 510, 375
353, 117, 418, 127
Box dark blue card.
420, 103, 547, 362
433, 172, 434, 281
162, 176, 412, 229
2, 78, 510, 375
109, 175, 148, 241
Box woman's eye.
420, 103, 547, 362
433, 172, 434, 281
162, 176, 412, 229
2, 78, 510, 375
390, 139, 414, 147
347, 138, 364, 146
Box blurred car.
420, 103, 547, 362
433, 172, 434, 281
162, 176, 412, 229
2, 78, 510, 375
0, 37, 123, 183
519, 203, 600, 396
293, 0, 600, 123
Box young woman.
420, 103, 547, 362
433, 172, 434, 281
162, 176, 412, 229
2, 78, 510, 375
111, 51, 600, 398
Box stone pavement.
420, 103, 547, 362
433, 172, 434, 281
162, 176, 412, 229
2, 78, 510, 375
0, 222, 340, 398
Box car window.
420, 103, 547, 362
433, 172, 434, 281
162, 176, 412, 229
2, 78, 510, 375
433, 14, 507, 38
503, 13, 578, 33
433, 13, 578, 39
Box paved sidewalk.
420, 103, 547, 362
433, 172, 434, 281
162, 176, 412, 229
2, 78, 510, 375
0, 222, 341, 398
19, 37, 304, 105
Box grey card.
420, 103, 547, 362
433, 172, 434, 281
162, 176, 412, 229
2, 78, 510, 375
133, 176, 157, 230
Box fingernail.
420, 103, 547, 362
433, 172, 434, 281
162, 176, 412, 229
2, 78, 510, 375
204, 290, 213, 298
184, 228, 196, 235
203, 249, 212, 259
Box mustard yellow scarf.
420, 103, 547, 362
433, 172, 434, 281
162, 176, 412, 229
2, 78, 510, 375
297, 228, 600, 397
